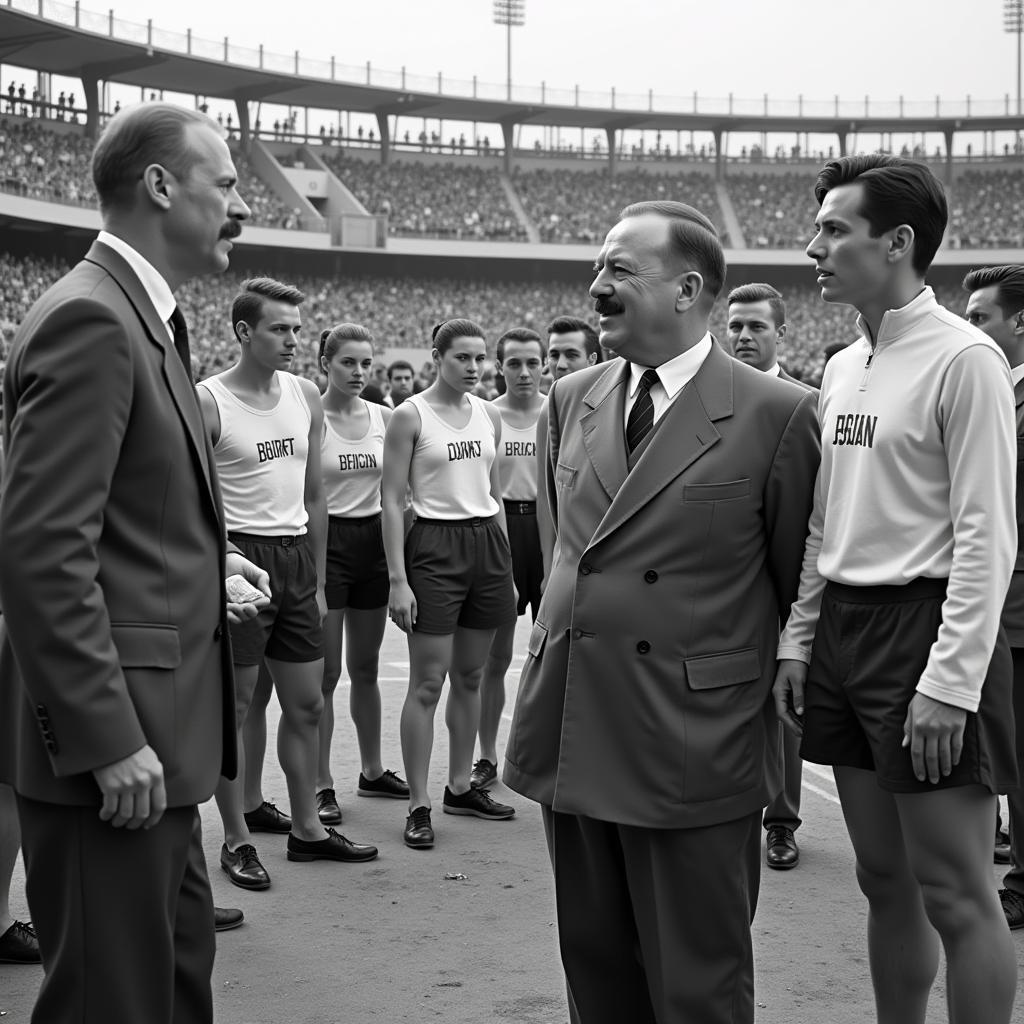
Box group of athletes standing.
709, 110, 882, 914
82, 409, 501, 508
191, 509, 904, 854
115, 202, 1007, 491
197, 285, 603, 882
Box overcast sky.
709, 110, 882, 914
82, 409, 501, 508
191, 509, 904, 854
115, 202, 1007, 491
88, 0, 1021, 109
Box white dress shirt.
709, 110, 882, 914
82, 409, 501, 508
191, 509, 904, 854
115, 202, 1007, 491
1012, 362, 1024, 387
624, 333, 713, 432
97, 230, 176, 342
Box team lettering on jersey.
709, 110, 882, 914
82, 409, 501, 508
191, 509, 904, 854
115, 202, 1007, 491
832, 414, 878, 449
447, 440, 483, 462
256, 437, 296, 463
504, 441, 536, 458
338, 452, 378, 471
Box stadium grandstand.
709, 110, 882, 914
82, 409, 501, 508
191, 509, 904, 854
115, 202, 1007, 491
2, 0, 1024, 387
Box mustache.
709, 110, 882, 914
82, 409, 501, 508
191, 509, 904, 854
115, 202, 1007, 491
220, 220, 243, 240
594, 297, 624, 316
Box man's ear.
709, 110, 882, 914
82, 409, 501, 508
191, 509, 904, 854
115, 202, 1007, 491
675, 271, 705, 313
140, 164, 172, 211
887, 224, 915, 264
1014, 311, 1024, 336
776, 324, 788, 345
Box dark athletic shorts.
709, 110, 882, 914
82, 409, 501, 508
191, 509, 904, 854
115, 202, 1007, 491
227, 533, 324, 666
504, 500, 543, 620
800, 576, 1017, 794
405, 516, 516, 635
325, 513, 389, 611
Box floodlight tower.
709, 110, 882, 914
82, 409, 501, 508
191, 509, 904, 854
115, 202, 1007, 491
493, 0, 525, 102
1006, 0, 1024, 114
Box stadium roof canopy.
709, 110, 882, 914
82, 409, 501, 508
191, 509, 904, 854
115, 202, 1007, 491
5, 2, 1024, 152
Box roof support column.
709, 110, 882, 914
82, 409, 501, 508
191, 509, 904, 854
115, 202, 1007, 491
501, 119, 515, 173
713, 128, 723, 181
233, 98, 251, 151
605, 127, 618, 175
943, 128, 954, 187
376, 111, 391, 166
81, 74, 100, 138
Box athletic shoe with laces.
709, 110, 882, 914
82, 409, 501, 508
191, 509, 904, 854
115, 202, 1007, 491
357, 769, 410, 799
0, 920, 41, 964
442, 785, 515, 820
1000, 887, 1024, 930
469, 758, 498, 789
404, 806, 434, 849
316, 788, 343, 825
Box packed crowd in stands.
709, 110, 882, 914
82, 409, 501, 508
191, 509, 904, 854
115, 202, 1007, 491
726, 172, 819, 249
0, 119, 97, 206
947, 169, 1024, 248
322, 154, 526, 240
0, 251, 971, 390
511, 166, 724, 244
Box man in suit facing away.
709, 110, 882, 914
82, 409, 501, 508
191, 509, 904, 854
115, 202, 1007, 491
0, 103, 269, 1024
726, 281, 816, 871
503, 200, 820, 1024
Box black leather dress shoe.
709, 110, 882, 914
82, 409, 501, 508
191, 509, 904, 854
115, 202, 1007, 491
765, 825, 799, 870
220, 843, 271, 890
243, 800, 292, 834
404, 806, 434, 849
316, 788, 343, 825
0, 920, 41, 963
286, 828, 378, 863
214, 907, 244, 932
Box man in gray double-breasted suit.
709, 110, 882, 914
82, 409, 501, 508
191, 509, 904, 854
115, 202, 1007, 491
503, 201, 820, 1024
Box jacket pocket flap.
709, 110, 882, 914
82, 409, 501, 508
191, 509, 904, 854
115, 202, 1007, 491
527, 621, 549, 658
111, 623, 182, 669
555, 463, 577, 487
685, 647, 760, 690
683, 479, 750, 502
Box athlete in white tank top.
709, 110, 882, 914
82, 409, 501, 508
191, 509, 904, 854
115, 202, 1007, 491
322, 399, 387, 517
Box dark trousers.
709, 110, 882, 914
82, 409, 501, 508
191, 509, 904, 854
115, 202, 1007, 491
1004, 646, 1024, 894
16, 797, 215, 1024
542, 805, 762, 1024
763, 724, 802, 832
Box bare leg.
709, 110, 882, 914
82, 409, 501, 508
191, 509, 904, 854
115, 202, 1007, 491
446, 626, 497, 795
242, 662, 274, 813
317, 609, 345, 792
346, 606, 389, 779
214, 664, 261, 850
833, 766, 938, 1024
400, 632, 454, 810
895, 784, 1016, 1024
479, 620, 515, 764
0, 782, 19, 934
265, 656, 327, 842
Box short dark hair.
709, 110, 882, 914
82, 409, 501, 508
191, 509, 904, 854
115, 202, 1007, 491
231, 277, 305, 342
962, 265, 1024, 318
496, 327, 545, 363
618, 199, 726, 300
726, 282, 786, 329
813, 155, 947, 276
319, 322, 373, 363
546, 315, 601, 360
431, 318, 486, 355
387, 359, 414, 380
92, 102, 213, 212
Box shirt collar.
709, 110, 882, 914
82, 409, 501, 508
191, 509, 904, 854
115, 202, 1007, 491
629, 333, 713, 399
97, 230, 176, 326
764, 362, 781, 377
855, 286, 936, 348
1011, 362, 1024, 387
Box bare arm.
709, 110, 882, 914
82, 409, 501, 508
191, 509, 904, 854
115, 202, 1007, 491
300, 378, 328, 619
381, 403, 419, 632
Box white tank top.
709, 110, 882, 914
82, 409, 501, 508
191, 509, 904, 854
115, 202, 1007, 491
322, 400, 385, 517
496, 408, 543, 501
199, 371, 310, 535
407, 393, 498, 519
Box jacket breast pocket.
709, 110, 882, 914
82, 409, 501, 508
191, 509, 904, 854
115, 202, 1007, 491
555, 463, 577, 490
682, 479, 750, 503
110, 623, 182, 668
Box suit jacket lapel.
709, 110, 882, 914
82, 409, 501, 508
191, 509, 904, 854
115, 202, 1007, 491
580, 361, 630, 501
84, 241, 215, 502
587, 341, 733, 549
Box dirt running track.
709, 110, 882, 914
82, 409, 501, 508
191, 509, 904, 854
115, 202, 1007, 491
3, 616, 1024, 1023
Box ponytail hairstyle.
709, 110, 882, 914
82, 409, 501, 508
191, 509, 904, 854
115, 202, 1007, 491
318, 322, 374, 365
431, 318, 486, 355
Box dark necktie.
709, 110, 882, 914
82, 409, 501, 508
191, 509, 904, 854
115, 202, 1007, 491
169, 306, 194, 383
626, 368, 659, 454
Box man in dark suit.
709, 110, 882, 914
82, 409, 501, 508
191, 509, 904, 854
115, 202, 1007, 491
0, 103, 269, 1023
726, 281, 816, 870
503, 201, 820, 1024
963, 264, 1024, 929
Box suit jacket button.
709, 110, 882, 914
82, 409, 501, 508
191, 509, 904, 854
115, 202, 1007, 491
580, 564, 592, 575
636, 640, 651, 654
573, 629, 584, 640
214, 625, 224, 640
644, 570, 658, 583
